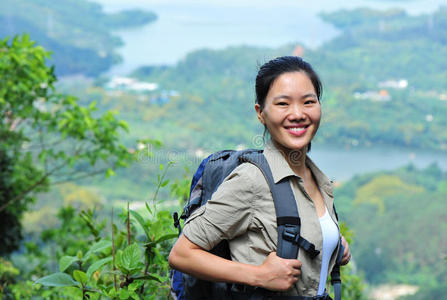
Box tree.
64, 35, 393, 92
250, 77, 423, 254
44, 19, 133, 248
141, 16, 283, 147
0, 34, 134, 255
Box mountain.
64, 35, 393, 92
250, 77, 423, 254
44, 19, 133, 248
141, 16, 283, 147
0, 0, 157, 76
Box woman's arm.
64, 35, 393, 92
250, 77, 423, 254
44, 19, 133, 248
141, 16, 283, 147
169, 234, 302, 291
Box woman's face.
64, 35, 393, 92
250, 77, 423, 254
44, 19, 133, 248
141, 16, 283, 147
255, 71, 321, 152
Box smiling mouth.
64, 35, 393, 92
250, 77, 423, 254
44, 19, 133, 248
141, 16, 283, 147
285, 125, 309, 136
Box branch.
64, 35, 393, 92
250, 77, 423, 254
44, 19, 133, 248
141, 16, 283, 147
0, 172, 50, 213
0, 147, 84, 212
29, 139, 66, 150
38, 125, 48, 174
51, 169, 108, 185
111, 208, 118, 293
9, 118, 22, 131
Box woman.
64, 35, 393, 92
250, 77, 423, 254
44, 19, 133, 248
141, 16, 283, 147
169, 56, 351, 299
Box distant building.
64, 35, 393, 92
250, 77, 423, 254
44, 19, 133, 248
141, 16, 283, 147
150, 90, 180, 105
378, 79, 408, 89
105, 76, 158, 93
354, 90, 391, 102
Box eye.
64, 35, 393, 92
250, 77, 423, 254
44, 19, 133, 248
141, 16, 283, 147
304, 99, 318, 105
277, 101, 288, 106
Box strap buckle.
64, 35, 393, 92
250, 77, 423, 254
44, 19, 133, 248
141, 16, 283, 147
282, 225, 320, 259
299, 239, 320, 259
282, 225, 300, 243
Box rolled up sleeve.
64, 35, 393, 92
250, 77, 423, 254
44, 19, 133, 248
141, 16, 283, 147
182, 165, 256, 250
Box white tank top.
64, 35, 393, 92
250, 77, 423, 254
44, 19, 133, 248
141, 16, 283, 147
317, 208, 339, 295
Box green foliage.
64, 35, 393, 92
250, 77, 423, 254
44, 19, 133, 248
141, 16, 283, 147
0, 34, 134, 255
17, 165, 178, 299
353, 175, 425, 214
0, 0, 157, 76
335, 164, 447, 288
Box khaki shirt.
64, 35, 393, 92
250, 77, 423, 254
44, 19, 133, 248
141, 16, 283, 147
183, 140, 340, 296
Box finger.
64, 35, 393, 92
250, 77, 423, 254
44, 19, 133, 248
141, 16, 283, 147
342, 253, 351, 265
289, 260, 302, 269
292, 269, 301, 277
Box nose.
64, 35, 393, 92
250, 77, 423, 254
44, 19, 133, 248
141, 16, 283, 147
287, 103, 305, 121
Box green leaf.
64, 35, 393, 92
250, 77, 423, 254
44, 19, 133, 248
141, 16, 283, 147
105, 287, 118, 298
130, 292, 139, 300
133, 274, 162, 283
38, 151, 47, 164
84, 240, 112, 261
106, 168, 116, 178
130, 210, 150, 238
118, 120, 129, 131
86, 256, 113, 279
119, 288, 129, 299
89, 100, 97, 110
115, 243, 144, 275
59, 255, 79, 272
73, 270, 88, 286
128, 280, 143, 291
155, 233, 178, 244
34, 272, 78, 287
161, 179, 169, 187
145, 202, 152, 215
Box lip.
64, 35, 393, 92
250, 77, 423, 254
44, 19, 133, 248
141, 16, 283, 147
285, 125, 308, 137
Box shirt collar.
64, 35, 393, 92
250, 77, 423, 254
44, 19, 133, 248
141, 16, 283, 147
263, 140, 296, 183
263, 140, 333, 195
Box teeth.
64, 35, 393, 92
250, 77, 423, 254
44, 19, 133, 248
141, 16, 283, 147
289, 127, 305, 132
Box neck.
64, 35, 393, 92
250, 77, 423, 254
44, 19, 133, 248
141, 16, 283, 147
272, 140, 308, 177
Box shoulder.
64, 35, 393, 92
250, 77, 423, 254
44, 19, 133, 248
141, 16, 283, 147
225, 162, 270, 195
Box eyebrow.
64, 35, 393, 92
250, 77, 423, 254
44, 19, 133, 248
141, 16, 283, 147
272, 93, 318, 100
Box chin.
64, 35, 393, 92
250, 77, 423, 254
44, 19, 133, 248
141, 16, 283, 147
278, 141, 309, 152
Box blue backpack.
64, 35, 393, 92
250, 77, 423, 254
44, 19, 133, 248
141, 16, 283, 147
170, 149, 343, 300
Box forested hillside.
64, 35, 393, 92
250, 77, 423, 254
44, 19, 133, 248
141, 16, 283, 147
128, 7, 447, 152
334, 163, 447, 298
0, 0, 156, 76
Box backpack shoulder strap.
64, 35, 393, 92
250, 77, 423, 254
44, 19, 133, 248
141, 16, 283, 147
240, 152, 319, 259
331, 203, 343, 300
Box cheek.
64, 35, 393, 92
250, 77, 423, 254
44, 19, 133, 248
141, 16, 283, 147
262, 110, 280, 129
311, 107, 322, 123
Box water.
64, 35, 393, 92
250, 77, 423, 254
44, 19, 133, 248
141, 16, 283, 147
309, 144, 447, 181
94, 0, 446, 75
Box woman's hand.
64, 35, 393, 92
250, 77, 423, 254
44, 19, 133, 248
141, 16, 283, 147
340, 235, 351, 265
256, 252, 302, 291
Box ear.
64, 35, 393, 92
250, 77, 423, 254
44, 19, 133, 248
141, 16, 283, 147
255, 103, 265, 125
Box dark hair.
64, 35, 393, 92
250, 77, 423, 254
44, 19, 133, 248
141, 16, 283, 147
255, 56, 322, 151
255, 56, 322, 110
